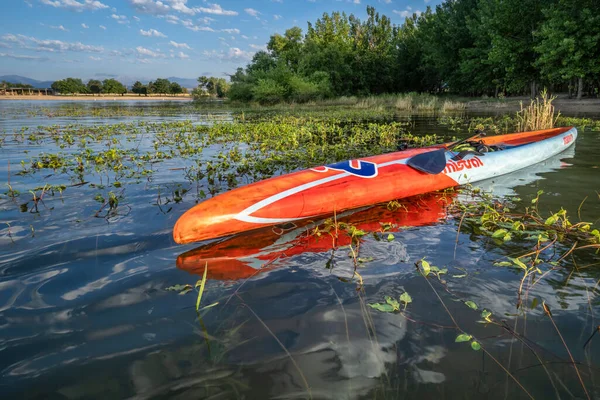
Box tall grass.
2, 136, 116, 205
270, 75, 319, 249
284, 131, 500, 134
441, 99, 466, 112
516, 89, 560, 131
394, 95, 413, 110
416, 96, 438, 111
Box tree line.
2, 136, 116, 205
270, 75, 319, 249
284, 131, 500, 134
228, 0, 600, 104
1, 81, 34, 89
50, 77, 187, 95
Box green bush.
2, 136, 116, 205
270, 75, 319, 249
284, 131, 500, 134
228, 82, 254, 102
287, 75, 321, 103
252, 79, 287, 105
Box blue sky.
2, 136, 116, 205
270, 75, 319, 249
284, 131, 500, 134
0, 0, 441, 82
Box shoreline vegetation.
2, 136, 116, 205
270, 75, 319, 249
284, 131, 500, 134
3, 92, 600, 115
0, 94, 192, 101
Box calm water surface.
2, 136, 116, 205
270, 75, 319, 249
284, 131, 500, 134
1, 101, 599, 399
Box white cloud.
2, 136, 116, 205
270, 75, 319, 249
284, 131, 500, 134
133, 16, 140, 21
221, 28, 240, 34
4, 34, 104, 53
0, 52, 49, 61
181, 19, 214, 32
32, 38, 104, 52
164, 14, 179, 24
197, 16, 215, 24
204, 47, 254, 62
273, 14, 282, 20
140, 28, 167, 37
81, 23, 89, 28
244, 8, 260, 17
175, 51, 189, 59
0, 42, 11, 48
196, 3, 238, 16
128, 0, 170, 15
99, 24, 106, 30
39, 0, 109, 11
89, 56, 102, 60
392, 9, 421, 18
249, 44, 266, 51
24, 1, 33, 7
272, 0, 282, 2
128, 0, 237, 16
169, 0, 195, 15
49, 24, 69, 31
169, 40, 191, 49
1, 34, 25, 45
135, 46, 165, 58
111, 14, 129, 24
241, 35, 249, 40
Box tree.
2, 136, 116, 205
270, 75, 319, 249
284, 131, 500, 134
195, 76, 230, 98
87, 79, 102, 94
131, 81, 147, 96
535, 0, 600, 99
169, 82, 183, 95
51, 78, 88, 94
267, 27, 304, 72
101, 79, 127, 95
151, 78, 171, 94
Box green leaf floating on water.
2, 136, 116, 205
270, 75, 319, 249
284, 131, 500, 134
465, 300, 478, 310
421, 259, 431, 277
492, 229, 508, 238
510, 258, 528, 270
369, 303, 395, 313
387, 233, 394, 242
455, 333, 472, 342
471, 341, 481, 351
385, 296, 400, 311
494, 261, 512, 267
400, 292, 412, 304
166, 284, 193, 294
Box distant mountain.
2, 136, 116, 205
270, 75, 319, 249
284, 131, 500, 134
0, 75, 54, 88
166, 77, 199, 89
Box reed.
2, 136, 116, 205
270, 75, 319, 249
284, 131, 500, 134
415, 96, 438, 111
516, 89, 560, 132
441, 99, 466, 112
394, 95, 413, 110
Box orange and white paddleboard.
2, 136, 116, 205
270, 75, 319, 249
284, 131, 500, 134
173, 127, 577, 244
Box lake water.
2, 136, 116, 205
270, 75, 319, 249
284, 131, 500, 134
1, 100, 599, 399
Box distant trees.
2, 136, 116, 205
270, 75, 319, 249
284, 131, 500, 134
51, 78, 88, 94
102, 79, 127, 95
193, 76, 230, 99
87, 79, 102, 94
1, 80, 34, 89
228, 2, 600, 102
131, 81, 147, 96
49, 77, 189, 96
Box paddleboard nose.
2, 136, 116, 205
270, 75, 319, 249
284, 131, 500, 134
173, 213, 195, 244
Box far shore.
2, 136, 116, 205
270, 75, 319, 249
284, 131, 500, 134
466, 96, 600, 114
0, 94, 193, 101
1, 93, 599, 114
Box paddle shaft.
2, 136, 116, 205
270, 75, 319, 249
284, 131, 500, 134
446, 130, 485, 151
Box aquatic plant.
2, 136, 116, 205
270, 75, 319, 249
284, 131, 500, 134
516, 89, 560, 131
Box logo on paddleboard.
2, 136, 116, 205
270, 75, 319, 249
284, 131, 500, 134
443, 157, 484, 174
563, 134, 574, 145
311, 160, 378, 178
